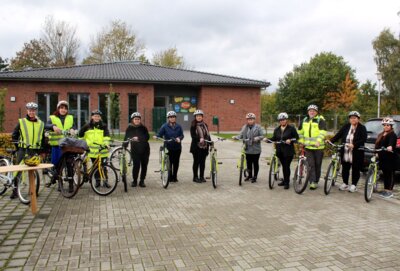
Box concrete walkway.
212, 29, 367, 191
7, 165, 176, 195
1, 137, 400, 270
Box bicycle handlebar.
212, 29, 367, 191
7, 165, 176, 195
265, 138, 297, 144
154, 137, 176, 142
205, 138, 225, 144
325, 141, 345, 149
358, 146, 393, 153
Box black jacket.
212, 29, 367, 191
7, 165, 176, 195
124, 124, 150, 155
190, 122, 211, 154
330, 123, 367, 166
269, 125, 299, 157
375, 130, 397, 164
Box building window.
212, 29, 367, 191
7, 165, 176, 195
68, 93, 89, 129
128, 94, 137, 122
98, 93, 120, 130
37, 93, 58, 121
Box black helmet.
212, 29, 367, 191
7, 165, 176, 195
91, 109, 102, 116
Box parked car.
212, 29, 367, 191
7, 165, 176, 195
363, 115, 400, 174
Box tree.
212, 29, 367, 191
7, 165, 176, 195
323, 73, 358, 112
0, 88, 7, 131
0, 57, 8, 71
372, 28, 400, 114
276, 52, 357, 115
260, 91, 278, 126
83, 20, 145, 64
41, 15, 80, 67
9, 39, 52, 70
152, 47, 186, 68
108, 84, 120, 134
353, 80, 378, 118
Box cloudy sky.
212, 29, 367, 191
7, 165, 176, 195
1, 0, 399, 90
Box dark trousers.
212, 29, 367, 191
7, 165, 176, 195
246, 153, 260, 179
168, 149, 181, 180
91, 157, 108, 181
277, 154, 293, 184
305, 149, 324, 183
380, 163, 395, 190
341, 161, 361, 186
192, 151, 207, 178
132, 153, 149, 181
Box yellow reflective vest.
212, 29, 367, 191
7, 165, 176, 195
48, 115, 74, 146
18, 118, 44, 149
298, 115, 327, 150
81, 125, 111, 158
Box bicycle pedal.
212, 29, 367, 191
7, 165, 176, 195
154, 170, 160, 173
218, 162, 223, 164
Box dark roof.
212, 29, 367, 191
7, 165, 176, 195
0, 61, 269, 88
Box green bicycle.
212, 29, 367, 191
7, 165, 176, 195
155, 137, 174, 189
205, 138, 224, 189
324, 141, 344, 195
234, 138, 249, 186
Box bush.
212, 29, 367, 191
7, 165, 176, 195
0, 133, 16, 157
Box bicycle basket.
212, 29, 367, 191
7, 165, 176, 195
61, 146, 85, 154
59, 138, 88, 154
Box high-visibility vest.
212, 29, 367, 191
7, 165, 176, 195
48, 115, 74, 146
18, 118, 44, 149
82, 127, 111, 158
298, 115, 327, 150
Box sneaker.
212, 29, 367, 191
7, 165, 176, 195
309, 182, 318, 190
278, 181, 285, 186
95, 180, 100, 188
348, 185, 357, 193
103, 181, 111, 188
9, 189, 18, 199
284, 183, 290, 189
139, 180, 146, 187
251, 177, 257, 183
200, 177, 206, 183
339, 183, 349, 191
381, 191, 394, 199
131, 180, 137, 187
244, 176, 251, 182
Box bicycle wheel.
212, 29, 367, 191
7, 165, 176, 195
17, 170, 40, 205
364, 168, 375, 203
121, 155, 128, 192
57, 155, 81, 198
239, 155, 245, 186
0, 158, 10, 195
109, 147, 131, 171
268, 156, 278, 189
162, 155, 170, 189
293, 160, 309, 194
211, 157, 217, 189
90, 164, 118, 196
324, 162, 335, 195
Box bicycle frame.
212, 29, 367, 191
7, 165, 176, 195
205, 138, 224, 188
155, 137, 174, 189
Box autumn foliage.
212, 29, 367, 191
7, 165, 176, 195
323, 73, 358, 112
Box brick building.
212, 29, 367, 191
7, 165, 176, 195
0, 62, 269, 132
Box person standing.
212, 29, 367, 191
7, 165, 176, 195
268, 113, 299, 189
328, 111, 367, 192
78, 110, 111, 188
233, 113, 265, 183
155, 111, 184, 182
297, 105, 327, 190
124, 112, 150, 188
11, 102, 46, 198
375, 117, 397, 198
190, 110, 211, 183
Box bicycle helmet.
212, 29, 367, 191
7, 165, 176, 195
193, 109, 204, 116
307, 104, 318, 112
382, 117, 395, 126
26, 102, 38, 110
91, 109, 102, 116
24, 154, 40, 166
348, 111, 361, 118
246, 113, 256, 119
166, 111, 177, 117
277, 112, 289, 121
57, 100, 69, 109
131, 112, 141, 119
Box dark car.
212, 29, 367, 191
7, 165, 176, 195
363, 116, 400, 173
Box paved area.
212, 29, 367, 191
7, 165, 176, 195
1, 136, 400, 270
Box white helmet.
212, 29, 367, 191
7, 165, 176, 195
57, 100, 69, 108
382, 117, 394, 126
193, 109, 204, 116
167, 111, 177, 117
131, 112, 141, 119
307, 104, 318, 112
246, 113, 256, 119
348, 111, 361, 118
26, 102, 38, 110
277, 112, 289, 120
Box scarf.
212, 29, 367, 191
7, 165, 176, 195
344, 126, 355, 163
196, 122, 209, 149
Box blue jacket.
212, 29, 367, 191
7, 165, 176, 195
156, 122, 184, 151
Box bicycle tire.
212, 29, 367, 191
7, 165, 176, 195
75, 158, 87, 188
57, 155, 81, 198
110, 147, 132, 171
364, 168, 375, 203
293, 160, 309, 194
162, 155, 170, 189
239, 155, 244, 186
17, 170, 40, 205
0, 158, 10, 195
121, 154, 128, 192
268, 157, 277, 189
212, 157, 217, 189
90, 164, 118, 196
324, 162, 335, 195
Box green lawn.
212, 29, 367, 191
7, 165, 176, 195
212, 132, 273, 140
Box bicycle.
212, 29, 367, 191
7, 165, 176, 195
205, 138, 224, 189
234, 138, 249, 186
359, 146, 389, 202
75, 143, 119, 196
293, 143, 312, 194
113, 138, 135, 192
324, 141, 344, 195
109, 142, 132, 171
154, 137, 175, 189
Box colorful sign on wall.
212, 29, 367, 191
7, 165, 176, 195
173, 96, 197, 113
